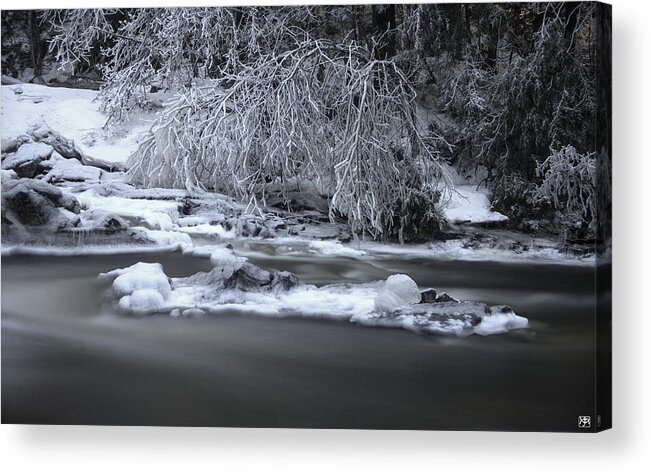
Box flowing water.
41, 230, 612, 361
1, 246, 599, 431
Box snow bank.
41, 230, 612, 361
177, 223, 235, 238
357, 238, 595, 266
308, 240, 366, 257
76, 189, 179, 230
443, 184, 508, 224
2, 84, 155, 165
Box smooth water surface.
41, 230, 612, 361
2, 248, 597, 431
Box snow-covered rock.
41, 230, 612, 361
30, 127, 83, 161
1, 169, 17, 183
419, 289, 438, 303
118, 288, 167, 315
78, 208, 129, 232
43, 154, 103, 183
354, 301, 529, 336
209, 245, 245, 278
132, 228, 192, 247
76, 189, 180, 230
1, 142, 53, 178
2, 178, 80, 228
270, 271, 300, 293
109, 262, 172, 298
435, 292, 460, 303
100, 262, 172, 315
219, 262, 300, 293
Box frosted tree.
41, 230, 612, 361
44, 8, 120, 72
37, 3, 604, 240
534, 146, 596, 237
128, 40, 452, 241
45, 7, 316, 120
431, 2, 598, 230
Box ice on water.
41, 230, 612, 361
100, 257, 528, 337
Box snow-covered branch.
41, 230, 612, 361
128, 40, 452, 241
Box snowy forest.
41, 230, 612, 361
2, 3, 611, 428
2, 3, 611, 245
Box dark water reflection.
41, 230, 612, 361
2, 250, 598, 431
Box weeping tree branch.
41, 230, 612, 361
128, 40, 453, 241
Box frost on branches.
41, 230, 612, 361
534, 145, 596, 238
27, 3, 608, 243
128, 40, 452, 241
44, 7, 315, 120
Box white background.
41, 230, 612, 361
1, 0, 649, 470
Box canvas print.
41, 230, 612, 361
1, 2, 611, 431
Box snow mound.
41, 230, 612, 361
102, 262, 171, 297
384, 274, 421, 304
99, 262, 171, 315
373, 290, 406, 314
119, 288, 167, 315
474, 310, 529, 336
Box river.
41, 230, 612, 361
1, 247, 598, 431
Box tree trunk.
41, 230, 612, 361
485, 16, 500, 70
